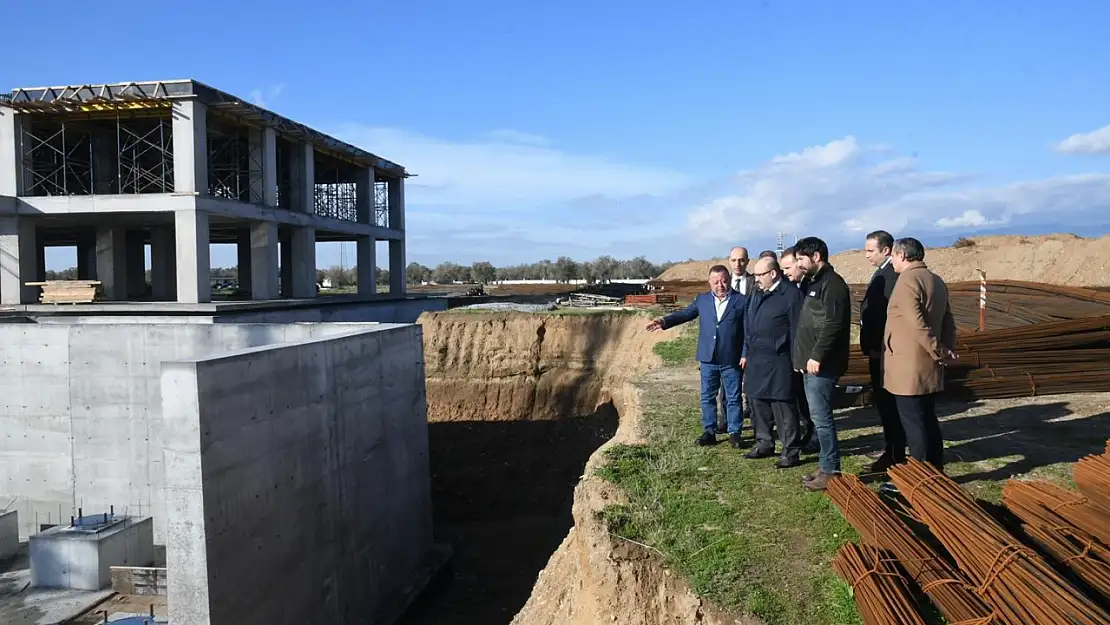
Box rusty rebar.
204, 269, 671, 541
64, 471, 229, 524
831, 542, 927, 625
1074, 447, 1110, 512
1001, 480, 1110, 547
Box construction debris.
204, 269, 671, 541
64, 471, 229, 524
25, 280, 101, 304
622, 293, 677, 307
555, 293, 623, 308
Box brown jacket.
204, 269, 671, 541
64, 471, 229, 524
882, 261, 957, 396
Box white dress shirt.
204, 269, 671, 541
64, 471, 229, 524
714, 294, 729, 321
732, 273, 749, 295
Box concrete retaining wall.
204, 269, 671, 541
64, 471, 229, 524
162, 325, 431, 625
0, 322, 389, 541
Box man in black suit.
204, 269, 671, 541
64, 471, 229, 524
741, 256, 806, 468
778, 246, 819, 454
858, 229, 902, 472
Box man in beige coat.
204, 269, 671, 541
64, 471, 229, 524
882, 237, 958, 472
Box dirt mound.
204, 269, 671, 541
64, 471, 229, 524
658, 233, 1110, 286
658, 259, 727, 281
404, 311, 748, 625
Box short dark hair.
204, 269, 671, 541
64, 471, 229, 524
893, 237, 926, 262
780, 246, 795, 258
759, 250, 777, 259
794, 236, 829, 262
866, 230, 894, 251
761, 258, 781, 272
708, 264, 730, 277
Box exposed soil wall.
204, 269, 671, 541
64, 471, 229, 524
401, 311, 747, 625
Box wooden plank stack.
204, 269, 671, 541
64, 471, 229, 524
25, 280, 102, 304
623, 293, 677, 307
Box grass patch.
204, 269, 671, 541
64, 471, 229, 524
652, 324, 698, 366
596, 372, 864, 625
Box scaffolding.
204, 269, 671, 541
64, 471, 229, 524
374, 180, 390, 228
206, 117, 263, 204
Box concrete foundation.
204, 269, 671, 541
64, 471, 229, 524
162, 325, 435, 625
0, 509, 16, 559
0, 321, 393, 542
29, 515, 155, 591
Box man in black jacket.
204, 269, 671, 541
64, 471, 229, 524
779, 246, 820, 454
858, 230, 902, 472
791, 236, 852, 491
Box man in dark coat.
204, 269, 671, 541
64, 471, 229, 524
741, 256, 806, 468
858, 230, 901, 471
647, 264, 749, 448
778, 247, 820, 455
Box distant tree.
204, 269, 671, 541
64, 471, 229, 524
471, 261, 497, 285
406, 262, 432, 284
376, 267, 390, 286
591, 255, 618, 283
554, 256, 579, 283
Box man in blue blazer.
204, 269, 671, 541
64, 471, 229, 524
647, 264, 748, 448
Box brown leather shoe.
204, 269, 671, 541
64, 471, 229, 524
804, 471, 833, 491
802, 468, 825, 483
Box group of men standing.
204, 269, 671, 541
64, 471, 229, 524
646, 232, 958, 491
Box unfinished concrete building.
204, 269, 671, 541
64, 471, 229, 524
0, 80, 407, 306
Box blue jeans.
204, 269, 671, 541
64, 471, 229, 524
700, 363, 743, 434
804, 374, 840, 473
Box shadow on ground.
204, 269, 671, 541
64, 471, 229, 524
397, 401, 619, 625
835, 396, 1110, 485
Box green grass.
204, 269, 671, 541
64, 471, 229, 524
599, 330, 864, 625
652, 323, 699, 366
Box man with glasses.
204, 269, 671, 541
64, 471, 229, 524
716, 246, 755, 435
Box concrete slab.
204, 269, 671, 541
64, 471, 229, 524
0, 510, 16, 560
0, 547, 113, 625
29, 516, 155, 591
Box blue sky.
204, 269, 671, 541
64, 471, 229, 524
7, 0, 1110, 270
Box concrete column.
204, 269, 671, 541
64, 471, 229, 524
76, 230, 97, 280
300, 143, 315, 214
356, 236, 376, 296
150, 227, 176, 301
0, 216, 37, 304
262, 128, 278, 207
355, 168, 374, 224
0, 107, 17, 197
172, 100, 208, 195
389, 239, 406, 295
250, 221, 279, 300
95, 226, 128, 301
126, 230, 147, 298
279, 229, 292, 297
289, 227, 316, 298
236, 229, 252, 294
174, 209, 211, 304
388, 176, 405, 231
35, 235, 46, 283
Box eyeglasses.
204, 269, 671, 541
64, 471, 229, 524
753, 270, 774, 277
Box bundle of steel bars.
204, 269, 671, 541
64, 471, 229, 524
1074, 447, 1110, 511
1020, 523, 1110, 601
826, 474, 997, 623
841, 314, 1110, 401
831, 543, 927, 625
887, 459, 1110, 625
1000, 480, 1110, 546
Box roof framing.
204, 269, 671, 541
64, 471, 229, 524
3, 80, 407, 177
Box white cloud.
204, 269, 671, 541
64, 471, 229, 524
686, 136, 1110, 252
1054, 124, 1110, 155
485, 129, 550, 146
249, 84, 285, 108
333, 125, 691, 208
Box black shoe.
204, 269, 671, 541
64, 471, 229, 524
867, 453, 897, 474
728, 433, 743, 448
715, 425, 729, 435
744, 446, 775, 459
696, 431, 718, 447
775, 457, 802, 469
802, 440, 821, 455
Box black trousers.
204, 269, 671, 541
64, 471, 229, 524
793, 371, 816, 445
751, 397, 802, 460
893, 393, 944, 471
868, 357, 904, 459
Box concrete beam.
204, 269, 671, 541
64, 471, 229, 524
151, 226, 176, 301
389, 239, 406, 295
197, 197, 404, 240
250, 221, 279, 300
0, 215, 37, 304
95, 226, 128, 301
263, 128, 278, 207
388, 176, 405, 231
17, 193, 196, 215
172, 100, 208, 195
289, 227, 316, 298
0, 107, 17, 197
300, 143, 315, 214
175, 210, 211, 304
357, 236, 376, 296
356, 168, 374, 224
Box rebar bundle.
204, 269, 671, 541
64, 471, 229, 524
888, 459, 1110, 625
1001, 480, 1110, 547
831, 543, 927, 625
826, 474, 997, 623
1020, 523, 1110, 601
1074, 449, 1110, 512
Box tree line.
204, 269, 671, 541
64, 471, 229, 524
43, 254, 681, 288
